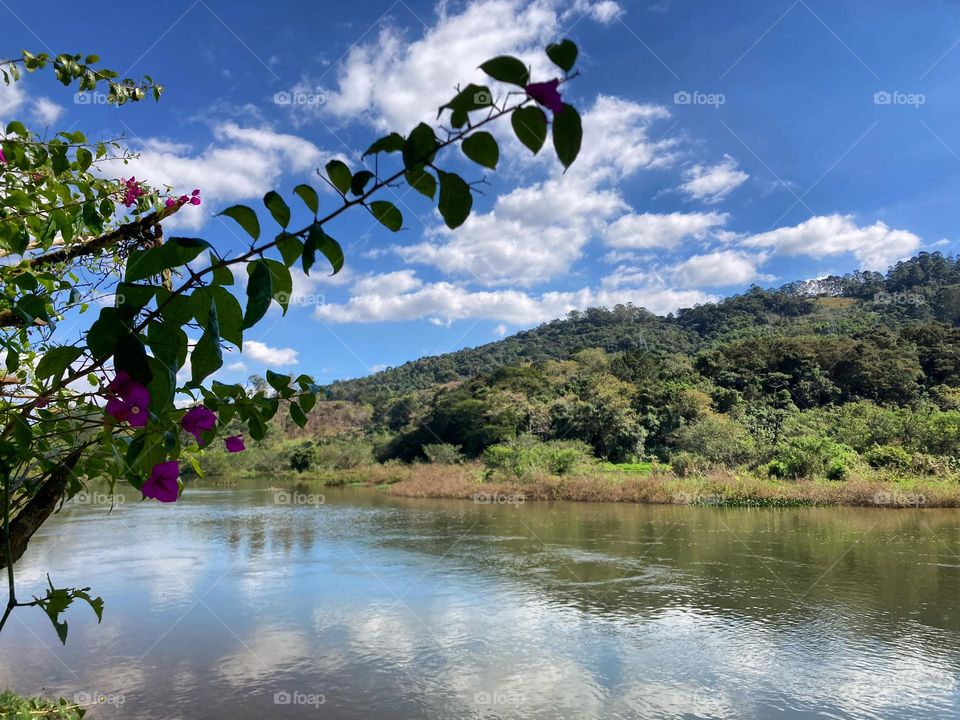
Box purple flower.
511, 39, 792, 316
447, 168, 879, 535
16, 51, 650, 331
225, 435, 246, 453
142, 461, 180, 503
525, 79, 564, 114
165, 198, 177, 207
0, 149, 6, 164
182, 405, 217, 445
105, 371, 150, 427
121, 177, 145, 208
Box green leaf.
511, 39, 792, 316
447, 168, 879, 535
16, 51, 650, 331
263, 191, 290, 228
303, 224, 344, 275
263, 259, 293, 315
211, 264, 234, 286
243, 260, 273, 329
277, 234, 303, 267
351, 170, 375, 196
146, 320, 188, 373
293, 183, 319, 214
36, 346, 83, 381
437, 171, 473, 229
115, 282, 155, 312
370, 201, 403, 232
114, 334, 152, 385
146, 355, 175, 411
290, 402, 308, 428
441, 84, 493, 114
552, 103, 582, 170
462, 131, 499, 169
124, 238, 212, 282
325, 160, 352, 195
205, 286, 243, 349
405, 167, 437, 199
76, 147, 93, 171
299, 392, 317, 413
266, 369, 294, 398
218, 205, 260, 240
362, 132, 405, 157
191, 298, 222, 385
480, 56, 529, 86
403, 123, 439, 170
511, 106, 548, 154
546, 39, 578, 72
87, 309, 124, 358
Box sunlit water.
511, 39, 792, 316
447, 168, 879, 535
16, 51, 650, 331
2, 482, 960, 719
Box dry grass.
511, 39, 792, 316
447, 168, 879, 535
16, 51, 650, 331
378, 464, 960, 508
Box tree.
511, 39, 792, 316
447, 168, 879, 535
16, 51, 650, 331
0, 42, 588, 640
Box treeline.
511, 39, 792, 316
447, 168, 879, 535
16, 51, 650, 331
248, 252, 960, 482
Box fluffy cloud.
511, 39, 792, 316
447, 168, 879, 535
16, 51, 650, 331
242, 340, 299, 366
603, 211, 727, 249
124, 123, 326, 230
404, 96, 678, 286
32, 97, 64, 126
668, 250, 767, 288
314, 272, 712, 325
315, 0, 622, 130
679, 155, 749, 203
741, 214, 920, 270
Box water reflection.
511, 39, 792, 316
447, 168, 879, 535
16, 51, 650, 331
1, 483, 959, 719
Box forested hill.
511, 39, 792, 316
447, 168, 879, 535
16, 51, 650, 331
327, 251, 960, 403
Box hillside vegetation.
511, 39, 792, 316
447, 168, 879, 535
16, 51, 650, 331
205, 252, 960, 502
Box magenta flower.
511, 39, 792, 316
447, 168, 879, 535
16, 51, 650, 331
142, 461, 180, 503
121, 177, 146, 208
182, 405, 217, 445
164, 198, 177, 208
225, 435, 246, 453
0, 149, 6, 164
105, 371, 150, 427
189, 188, 201, 206
525, 79, 564, 114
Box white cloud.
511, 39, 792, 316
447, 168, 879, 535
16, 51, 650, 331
679, 155, 749, 203
32, 97, 64, 126
741, 214, 920, 270
314, 275, 712, 325
351, 269, 422, 296
242, 340, 299, 366
405, 96, 678, 286
0, 80, 25, 118
668, 250, 767, 288
226, 361, 248, 373
316, 0, 621, 130
603, 211, 728, 249
125, 123, 327, 230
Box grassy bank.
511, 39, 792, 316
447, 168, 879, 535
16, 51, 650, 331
227, 462, 960, 508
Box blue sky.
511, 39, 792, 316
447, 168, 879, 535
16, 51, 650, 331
5, 0, 960, 383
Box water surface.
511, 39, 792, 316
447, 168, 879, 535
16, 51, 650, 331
2, 483, 960, 719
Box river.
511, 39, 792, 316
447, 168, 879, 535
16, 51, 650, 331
2, 483, 959, 719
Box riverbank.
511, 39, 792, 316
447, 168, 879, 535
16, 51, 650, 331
240, 462, 960, 508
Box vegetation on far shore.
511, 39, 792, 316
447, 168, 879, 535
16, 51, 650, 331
186, 253, 960, 510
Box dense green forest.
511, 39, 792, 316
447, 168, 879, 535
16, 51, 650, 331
232, 252, 960, 484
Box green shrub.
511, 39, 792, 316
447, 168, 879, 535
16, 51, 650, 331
288, 440, 317, 473
865, 444, 912, 470
482, 435, 594, 480
422, 443, 465, 464
315, 438, 374, 469
0, 690, 85, 719
670, 414, 757, 468
670, 451, 708, 477
770, 435, 857, 480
